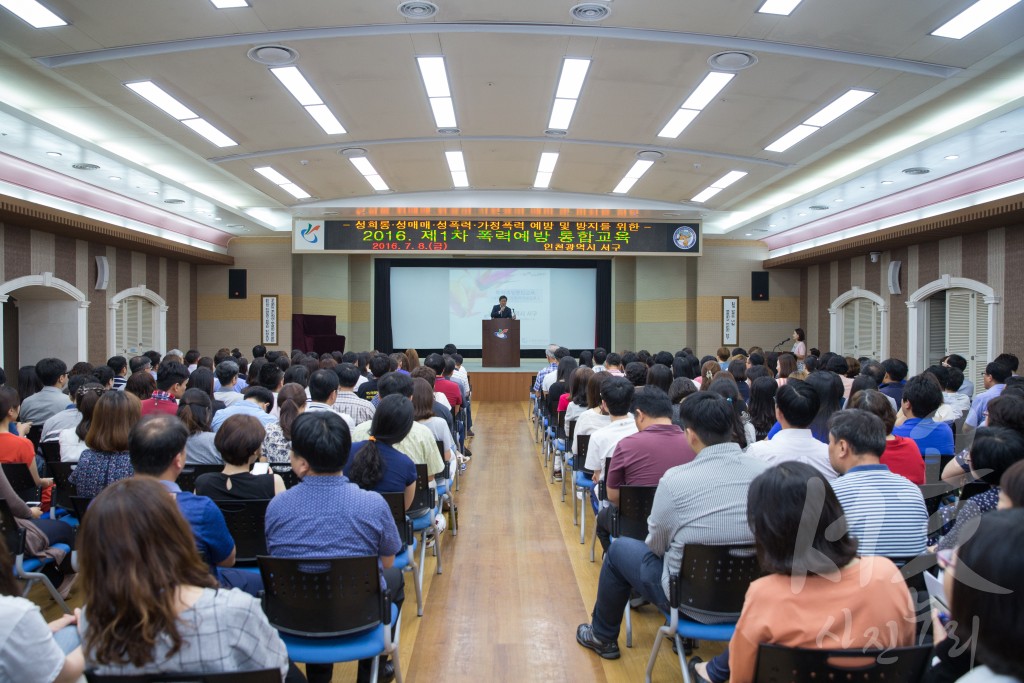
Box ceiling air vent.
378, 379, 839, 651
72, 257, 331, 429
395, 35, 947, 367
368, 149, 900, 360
72, 163, 100, 170
544, 129, 568, 137
247, 45, 299, 66
571, 3, 610, 21
636, 150, 665, 161
437, 128, 460, 135
708, 51, 758, 71
809, 204, 829, 211
903, 167, 931, 175
163, 198, 185, 204
398, 1, 438, 19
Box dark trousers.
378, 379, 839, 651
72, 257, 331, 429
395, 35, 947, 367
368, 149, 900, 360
305, 565, 406, 683
595, 505, 615, 553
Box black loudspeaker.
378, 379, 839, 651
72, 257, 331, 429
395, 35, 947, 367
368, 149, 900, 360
228, 269, 247, 299
751, 271, 769, 301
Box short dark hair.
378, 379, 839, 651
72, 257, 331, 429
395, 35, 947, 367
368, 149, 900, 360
214, 414, 266, 466
498, 295, 507, 301
215, 360, 239, 385
994, 353, 1019, 373
378, 371, 414, 398
828, 410, 886, 457
747, 461, 858, 576
925, 364, 951, 390
950, 509, 1024, 679
129, 355, 152, 374
184, 349, 200, 365
308, 369, 339, 403
35, 358, 67, 386
986, 362, 1012, 384
424, 353, 445, 375
368, 354, 390, 379
902, 374, 943, 417
442, 344, 458, 355
987, 394, 1024, 436
605, 352, 622, 367
945, 367, 965, 391
1000, 460, 1024, 508
824, 355, 848, 376
242, 385, 274, 406
258, 363, 284, 391
624, 361, 647, 387
593, 348, 608, 365
748, 353, 765, 367
678, 392, 736, 446
335, 362, 362, 389
860, 361, 885, 386
554, 347, 570, 360
600, 377, 634, 417
646, 364, 673, 393
107, 356, 128, 375
944, 354, 967, 371
290, 411, 352, 474
970, 426, 1024, 486
881, 358, 908, 382
632, 386, 672, 419
775, 381, 819, 429
155, 361, 189, 392
252, 344, 267, 358
92, 365, 115, 387
129, 414, 189, 476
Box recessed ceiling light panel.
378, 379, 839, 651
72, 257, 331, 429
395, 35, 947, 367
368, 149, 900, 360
931, 0, 1022, 39
0, 0, 66, 28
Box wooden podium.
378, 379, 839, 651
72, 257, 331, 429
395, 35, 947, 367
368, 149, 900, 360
482, 319, 520, 367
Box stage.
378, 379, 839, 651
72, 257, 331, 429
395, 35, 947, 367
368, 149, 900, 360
460, 358, 547, 402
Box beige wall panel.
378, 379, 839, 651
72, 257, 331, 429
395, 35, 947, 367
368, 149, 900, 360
30, 230, 56, 275
939, 236, 962, 277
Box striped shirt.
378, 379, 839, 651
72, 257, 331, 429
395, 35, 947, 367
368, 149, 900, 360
331, 391, 376, 425
830, 464, 928, 558
647, 442, 769, 622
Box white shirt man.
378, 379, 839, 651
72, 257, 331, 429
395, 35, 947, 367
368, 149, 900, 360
746, 382, 837, 480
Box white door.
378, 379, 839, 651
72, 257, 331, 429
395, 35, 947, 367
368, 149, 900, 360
944, 288, 989, 391
841, 298, 880, 359
115, 296, 156, 356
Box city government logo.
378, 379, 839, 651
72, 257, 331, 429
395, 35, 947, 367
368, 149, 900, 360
672, 226, 697, 251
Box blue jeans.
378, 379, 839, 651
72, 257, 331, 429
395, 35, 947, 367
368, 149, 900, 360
590, 537, 670, 643
705, 648, 730, 682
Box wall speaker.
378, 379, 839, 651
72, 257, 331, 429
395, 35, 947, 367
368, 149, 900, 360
228, 269, 247, 299
888, 260, 902, 295
94, 255, 109, 291
751, 271, 770, 301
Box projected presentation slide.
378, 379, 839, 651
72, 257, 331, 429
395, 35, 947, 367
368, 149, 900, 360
389, 265, 597, 350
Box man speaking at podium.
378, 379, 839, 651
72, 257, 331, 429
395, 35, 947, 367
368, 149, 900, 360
490, 295, 515, 319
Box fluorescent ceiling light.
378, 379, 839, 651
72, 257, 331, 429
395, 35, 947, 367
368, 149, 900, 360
429, 97, 457, 128
254, 167, 290, 185
305, 104, 346, 135
450, 171, 469, 188
548, 99, 578, 130
270, 67, 322, 106
612, 159, 654, 194
126, 81, 197, 120
365, 175, 390, 192
349, 157, 377, 176
534, 171, 553, 189
692, 187, 723, 203
280, 183, 311, 199
711, 170, 749, 189
0, 0, 66, 27
181, 118, 237, 147
803, 89, 874, 127
538, 152, 559, 174
931, 0, 1022, 38
681, 72, 735, 111
210, 0, 248, 6
417, 57, 451, 98
757, 0, 803, 15
555, 59, 591, 100
445, 151, 466, 172
658, 109, 701, 138
765, 124, 819, 152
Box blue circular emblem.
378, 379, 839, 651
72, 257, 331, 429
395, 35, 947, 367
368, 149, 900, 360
672, 226, 697, 250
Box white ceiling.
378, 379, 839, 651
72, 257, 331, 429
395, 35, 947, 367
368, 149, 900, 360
0, 0, 1021, 249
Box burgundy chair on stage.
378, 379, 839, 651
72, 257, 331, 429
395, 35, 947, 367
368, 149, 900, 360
291, 314, 346, 355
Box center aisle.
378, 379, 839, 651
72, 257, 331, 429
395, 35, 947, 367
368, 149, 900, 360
401, 400, 608, 682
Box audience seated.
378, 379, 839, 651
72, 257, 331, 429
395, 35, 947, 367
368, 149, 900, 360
410, 378, 456, 476
965, 361, 1010, 430
185, 367, 225, 415
0, 387, 54, 507
211, 385, 276, 431
213, 359, 244, 405
40, 374, 90, 443
695, 461, 915, 683
261, 382, 306, 473
124, 369, 156, 400
846, 389, 925, 484
345, 394, 418, 511
196, 414, 284, 500
333, 362, 376, 424
576, 393, 768, 662
999, 459, 1024, 508
77, 477, 289, 679
943, 353, 974, 398
69, 390, 141, 497
893, 375, 954, 457
177, 388, 222, 465
746, 382, 836, 479
141, 360, 189, 416
583, 377, 637, 486
56, 383, 103, 463
18, 358, 69, 425
827, 410, 928, 557
266, 410, 404, 683
879, 358, 909, 405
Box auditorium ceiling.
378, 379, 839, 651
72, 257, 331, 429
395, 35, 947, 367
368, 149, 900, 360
0, 0, 1020, 256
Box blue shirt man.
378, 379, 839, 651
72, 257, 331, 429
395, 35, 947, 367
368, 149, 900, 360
264, 410, 403, 683
965, 362, 1011, 429
892, 375, 955, 456
210, 386, 276, 431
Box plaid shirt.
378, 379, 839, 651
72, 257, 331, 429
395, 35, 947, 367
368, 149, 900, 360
533, 362, 558, 392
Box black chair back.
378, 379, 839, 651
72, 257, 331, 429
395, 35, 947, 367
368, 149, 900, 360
436, 439, 449, 479
48, 462, 77, 512
214, 499, 271, 563
918, 482, 954, 536
0, 499, 26, 558
1, 463, 40, 504
408, 463, 435, 516
258, 554, 387, 638
41, 441, 62, 465
85, 668, 282, 683
573, 434, 592, 473
279, 469, 301, 489
556, 409, 566, 439
69, 496, 94, 522
753, 643, 932, 682
176, 464, 224, 493
612, 485, 658, 540
26, 424, 43, 453
672, 544, 762, 615
959, 481, 989, 502
381, 491, 414, 546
